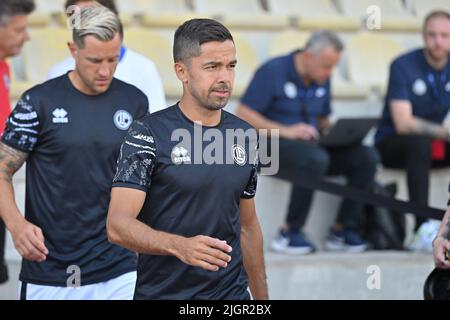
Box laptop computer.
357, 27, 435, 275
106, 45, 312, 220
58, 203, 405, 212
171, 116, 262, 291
319, 117, 379, 147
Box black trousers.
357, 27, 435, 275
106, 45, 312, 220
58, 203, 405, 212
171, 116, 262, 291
376, 135, 450, 229
274, 139, 380, 231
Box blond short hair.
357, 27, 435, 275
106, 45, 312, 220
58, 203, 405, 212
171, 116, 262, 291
72, 5, 122, 48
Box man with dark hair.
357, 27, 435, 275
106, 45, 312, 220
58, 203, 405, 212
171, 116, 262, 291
236, 30, 379, 255
0, 6, 147, 299
0, 0, 35, 285
48, 0, 167, 113
375, 11, 450, 251
107, 18, 268, 300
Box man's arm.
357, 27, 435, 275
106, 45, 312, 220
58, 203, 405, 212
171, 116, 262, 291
390, 100, 449, 140
107, 187, 232, 271
432, 205, 450, 269
0, 142, 47, 262
239, 198, 268, 300
318, 116, 331, 135
235, 104, 318, 141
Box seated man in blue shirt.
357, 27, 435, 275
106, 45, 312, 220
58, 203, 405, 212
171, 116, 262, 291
236, 30, 379, 254
375, 11, 450, 250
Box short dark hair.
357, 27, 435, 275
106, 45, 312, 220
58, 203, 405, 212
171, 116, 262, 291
0, 0, 35, 27
173, 18, 233, 63
65, 0, 118, 15
423, 10, 450, 33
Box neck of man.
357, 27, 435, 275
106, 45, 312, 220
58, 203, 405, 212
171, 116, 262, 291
68, 70, 97, 95
295, 52, 312, 86
0, 50, 7, 61
424, 49, 448, 71
178, 96, 222, 127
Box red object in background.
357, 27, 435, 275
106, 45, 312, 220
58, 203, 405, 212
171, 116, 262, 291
0, 60, 11, 136
431, 139, 446, 161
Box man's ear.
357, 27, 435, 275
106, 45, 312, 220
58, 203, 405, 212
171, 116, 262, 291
174, 62, 188, 83
68, 41, 78, 59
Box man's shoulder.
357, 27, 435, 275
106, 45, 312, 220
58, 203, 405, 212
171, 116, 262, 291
263, 53, 290, 69
21, 75, 67, 102
223, 110, 255, 131
112, 78, 147, 99
137, 105, 175, 125
392, 48, 422, 67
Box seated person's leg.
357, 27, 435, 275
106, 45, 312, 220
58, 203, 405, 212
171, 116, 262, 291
271, 139, 329, 255
377, 135, 431, 229
324, 145, 379, 252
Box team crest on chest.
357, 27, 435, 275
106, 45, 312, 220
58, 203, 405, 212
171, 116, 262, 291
231, 144, 247, 166
114, 110, 133, 130
412, 79, 427, 96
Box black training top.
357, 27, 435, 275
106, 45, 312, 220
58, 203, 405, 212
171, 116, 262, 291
1, 73, 148, 286
113, 104, 258, 300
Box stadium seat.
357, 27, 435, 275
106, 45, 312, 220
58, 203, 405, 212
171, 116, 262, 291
116, 0, 148, 25
331, 72, 371, 100
191, 0, 287, 30
23, 27, 71, 84
346, 33, 405, 94
409, 0, 450, 20
27, 11, 51, 27
266, 0, 360, 31
35, 0, 65, 14
28, 0, 67, 26
124, 27, 181, 97
141, 0, 204, 28
232, 34, 260, 98
268, 30, 310, 57
337, 0, 421, 32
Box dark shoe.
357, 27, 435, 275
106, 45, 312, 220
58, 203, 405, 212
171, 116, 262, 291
325, 229, 367, 253
271, 229, 315, 255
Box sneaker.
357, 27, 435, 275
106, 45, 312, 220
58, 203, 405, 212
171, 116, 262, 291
408, 220, 441, 253
325, 229, 367, 253
271, 229, 315, 255
0, 263, 8, 284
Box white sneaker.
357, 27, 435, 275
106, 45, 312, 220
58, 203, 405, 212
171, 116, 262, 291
409, 219, 441, 252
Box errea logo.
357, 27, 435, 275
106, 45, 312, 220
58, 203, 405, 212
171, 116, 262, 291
52, 108, 69, 124
171, 146, 191, 165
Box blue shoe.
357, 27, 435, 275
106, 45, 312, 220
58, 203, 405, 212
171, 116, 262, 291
271, 229, 315, 255
325, 229, 367, 253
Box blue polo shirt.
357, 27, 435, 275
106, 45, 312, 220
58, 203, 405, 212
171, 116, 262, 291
241, 50, 331, 129
375, 48, 450, 143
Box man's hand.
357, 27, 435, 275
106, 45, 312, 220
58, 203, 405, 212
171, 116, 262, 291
433, 236, 450, 269
173, 236, 232, 272
10, 218, 48, 262
280, 123, 319, 140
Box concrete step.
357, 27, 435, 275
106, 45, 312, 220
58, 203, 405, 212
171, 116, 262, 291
265, 251, 433, 300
